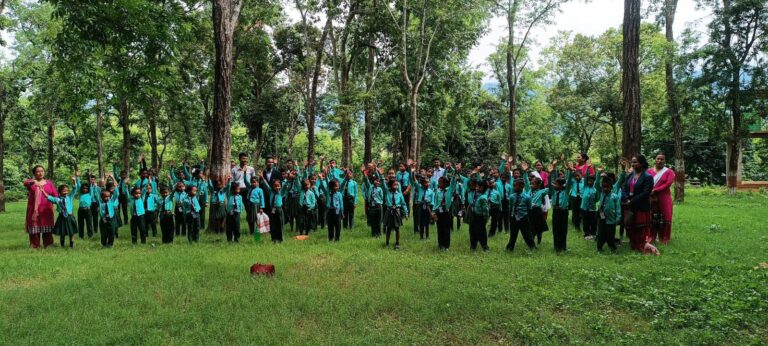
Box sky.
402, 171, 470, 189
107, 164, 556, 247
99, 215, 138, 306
467, 0, 712, 83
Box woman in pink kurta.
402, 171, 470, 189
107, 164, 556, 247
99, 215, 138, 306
24, 165, 58, 248
648, 153, 675, 244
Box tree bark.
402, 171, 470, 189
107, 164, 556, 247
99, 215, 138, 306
0, 80, 5, 212
118, 98, 131, 174
364, 40, 375, 164
211, 0, 243, 182
621, 0, 642, 160
308, 17, 331, 163
506, 7, 517, 159
47, 109, 55, 180
96, 102, 105, 179
664, 0, 684, 202
148, 101, 159, 170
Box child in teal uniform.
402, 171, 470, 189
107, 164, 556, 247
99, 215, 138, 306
158, 186, 175, 243
143, 183, 159, 238
506, 178, 537, 251
315, 172, 328, 229
298, 179, 317, 236
487, 177, 503, 237
596, 172, 622, 252
410, 171, 434, 240
521, 162, 550, 245
325, 179, 344, 242
183, 160, 208, 229
283, 170, 301, 233
73, 172, 94, 239
98, 175, 120, 247
226, 182, 244, 242
247, 176, 265, 235
209, 178, 227, 234
567, 163, 585, 230
171, 181, 187, 237
382, 180, 408, 249
549, 162, 570, 252
469, 181, 490, 251
43, 184, 77, 248
432, 166, 458, 250
182, 186, 202, 242
363, 175, 384, 237
260, 177, 285, 243
580, 171, 601, 240
128, 187, 148, 244
341, 170, 358, 230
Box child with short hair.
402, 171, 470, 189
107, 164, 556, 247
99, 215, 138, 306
341, 169, 358, 230
170, 180, 187, 237
226, 182, 244, 242
128, 187, 148, 244
158, 186, 175, 243
363, 175, 384, 237
43, 184, 77, 248
506, 178, 537, 251
209, 178, 227, 234
143, 183, 159, 238
469, 180, 490, 251
382, 180, 408, 249
298, 179, 317, 236
411, 172, 434, 240
72, 171, 94, 239
98, 174, 120, 247
549, 160, 570, 252
567, 163, 585, 230
260, 176, 285, 243
325, 179, 344, 242
580, 172, 601, 240
432, 166, 458, 250
247, 176, 265, 235
487, 177, 503, 237
182, 186, 202, 242
597, 173, 622, 252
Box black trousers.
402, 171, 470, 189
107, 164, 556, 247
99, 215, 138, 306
90, 202, 100, 234
343, 199, 355, 229
118, 194, 129, 226
402, 192, 411, 218
175, 210, 187, 236
145, 211, 157, 237
488, 206, 502, 237
368, 206, 382, 237
470, 215, 489, 250
582, 210, 597, 237
317, 200, 327, 229
99, 218, 115, 247
130, 214, 147, 244
436, 211, 452, 249
413, 202, 422, 233
77, 208, 93, 238
198, 200, 207, 229
570, 197, 582, 229
227, 212, 241, 242
269, 208, 284, 242
327, 210, 341, 241
185, 214, 199, 242
160, 213, 174, 243
552, 208, 569, 252
418, 208, 431, 239
506, 216, 536, 251
501, 199, 511, 232
597, 219, 617, 251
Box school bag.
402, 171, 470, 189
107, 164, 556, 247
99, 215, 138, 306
257, 211, 270, 234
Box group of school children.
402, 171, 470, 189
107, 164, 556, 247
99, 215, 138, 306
40, 151, 637, 254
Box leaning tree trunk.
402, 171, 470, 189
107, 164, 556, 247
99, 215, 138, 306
0, 81, 5, 213
118, 98, 132, 174
96, 103, 105, 179
47, 109, 55, 180
621, 0, 642, 160
664, 0, 684, 202
211, 0, 240, 183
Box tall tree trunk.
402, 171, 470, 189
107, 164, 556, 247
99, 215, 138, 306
726, 70, 742, 194
47, 109, 55, 180
118, 98, 131, 174
506, 8, 517, 159
308, 17, 332, 163
611, 115, 620, 172
211, 0, 242, 182
621, 0, 642, 160
0, 81, 5, 212
364, 43, 374, 164
664, 0, 684, 202
408, 90, 419, 163
96, 103, 105, 179
148, 102, 159, 170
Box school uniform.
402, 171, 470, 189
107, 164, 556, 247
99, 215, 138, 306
382, 188, 408, 246
114, 164, 130, 227
568, 176, 585, 230
315, 180, 328, 229
98, 192, 120, 247
88, 182, 101, 235
46, 194, 77, 247
523, 174, 550, 244
226, 194, 245, 242
298, 189, 317, 235
158, 195, 175, 243
283, 178, 301, 231
550, 187, 570, 252
341, 178, 358, 230
506, 191, 536, 251
470, 192, 490, 251
414, 185, 434, 239
597, 190, 622, 251
74, 178, 94, 238
580, 174, 601, 238
247, 185, 265, 234
326, 190, 344, 241
182, 195, 201, 242
396, 170, 411, 218
431, 169, 458, 249
366, 185, 384, 237
451, 181, 465, 231
128, 196, 148, 244
143, 191, 159, 238
172, 190, 187, 236
487, 188, 503, 237
260, 179, 284, 243
183, 164, 208, 228
209, 186, 227, 234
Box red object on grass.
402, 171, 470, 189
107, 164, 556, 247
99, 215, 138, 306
251, 263, 275, 276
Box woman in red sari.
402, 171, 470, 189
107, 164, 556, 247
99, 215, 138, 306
621, 155, 659, 255
648, 153, 675, 244
23, 165, 58, 248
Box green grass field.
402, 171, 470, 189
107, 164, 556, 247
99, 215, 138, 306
1, 189, 766, 345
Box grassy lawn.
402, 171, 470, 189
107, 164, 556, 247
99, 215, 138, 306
1, 188, 766, 345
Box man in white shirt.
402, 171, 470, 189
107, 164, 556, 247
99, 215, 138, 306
430, 158, 445, 186
231, 153, 255, 190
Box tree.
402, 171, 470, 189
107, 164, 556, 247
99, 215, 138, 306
493, 0, 565, 159
662, 0, 685, 202
211, 0, 244, 181
621, 0, 642, 160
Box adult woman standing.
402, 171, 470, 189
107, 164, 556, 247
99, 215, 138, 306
23, 165, 58, 248
621, 155, 659, 255
648, 153, 675, 244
